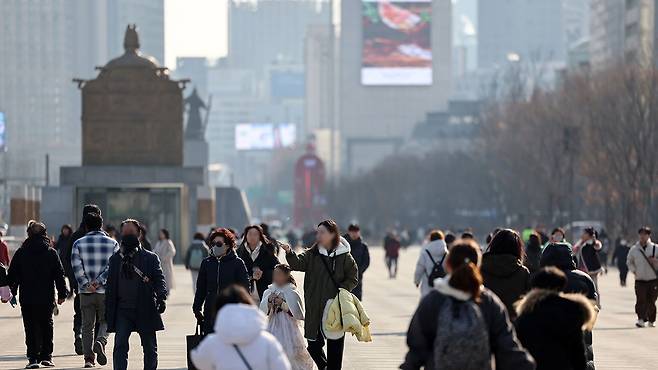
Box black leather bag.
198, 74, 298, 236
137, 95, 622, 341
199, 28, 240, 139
186, 323, 204, 370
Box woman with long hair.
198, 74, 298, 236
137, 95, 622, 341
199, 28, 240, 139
154, 228, 176, 296
282, 220, 358, 370
236, 225, 280, 302
481, 229, 531, 320
401, 239, 534, 370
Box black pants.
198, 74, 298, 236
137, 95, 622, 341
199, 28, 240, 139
113, 308, 158, 370
21, 304, 55, 362
74, 293, 82, 340
618, 264, 629, 286
307, 333, 345, 370
635, 279, 658, 322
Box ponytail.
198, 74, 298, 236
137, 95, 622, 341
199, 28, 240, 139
447, 239, 483, 302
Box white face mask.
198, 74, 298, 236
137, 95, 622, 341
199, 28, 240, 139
212, 245, 228, 257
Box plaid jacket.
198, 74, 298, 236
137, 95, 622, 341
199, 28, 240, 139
71, 231, 119, 293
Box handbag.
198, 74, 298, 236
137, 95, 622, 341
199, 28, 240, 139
186, 323, 204, 370
639, 246, 658, 278
233, 344, 254, 370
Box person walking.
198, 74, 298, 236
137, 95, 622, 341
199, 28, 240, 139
154, 228, 176, 296
481, 229, 531, 320
524, 231, 543, 274
7, 221, 68, 369
185, 232, 208, 292
344, 223, 371, 300
383, 231, 401, 279
573, 227, 603, 292
139, 223, 153, 252
282, 220, 359, 370
71, 212, 119, 367
193, 228, 250, 334
515, 267, 596, 370
105, 219, 168, 370
612, 237, 631, 286
0, 229, 9, 266
260, 264, 316, 370
54, 224, 73, 255
626, 226, 658, 328
401, 239, 535, 370
65, 204, 103, 355
237, 224, 280, 302
191, 285, 291, 370
413, 230, 448, 298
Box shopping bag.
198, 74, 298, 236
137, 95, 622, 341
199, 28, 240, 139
186, 323, 204, 370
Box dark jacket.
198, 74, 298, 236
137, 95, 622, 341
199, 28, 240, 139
612, 241, 631, 269
184, 240, 209, 271
384, 235, 401, 258
286, 239, 359, 339
540, 244, 597, 301
192, 250, 249, 332
344, 234, 371, 277
63, 224, 87, 291
515, 289, 596, 370
481, 253, 531, 320
236, 243, 280, 299
105, 248, 167, 333
524, 244, 542, 274
8, 235, 67, 306
401, 287, 535, 370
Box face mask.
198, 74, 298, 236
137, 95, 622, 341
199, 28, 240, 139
212, 244, 228, 257
121, 234, 140, 255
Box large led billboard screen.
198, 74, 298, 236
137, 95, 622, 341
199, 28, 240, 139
361, 0, 432, 86
235, 123, 296, 150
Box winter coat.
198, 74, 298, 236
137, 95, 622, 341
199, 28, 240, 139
193, 250, 250, 333
191, 303, 291, 370
324, 288, 371, 342
154, 239, 176, 291
185, 240, 209, 271
515, 289, 597, 370
413, 240, 448, 298
0, 239, 9, 266
344, 234, 370, 298
627, 241, 658, 281
524, 244, 542, 274
7, 235, 67, 306
384, 235, 401, 258
481, 253, 531, 320
63, 224, 87, 291
401, 279, 535, 370
285, 237, 359, 339
540, 243, 598, 301
236, 242, 280, 300
105, 248, 167, 333
259, 283, 305, 320
573, 240, 602, 274
612, 240, 631, 269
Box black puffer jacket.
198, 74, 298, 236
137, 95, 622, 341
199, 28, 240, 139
481, 253, 531, 319
8, 235, 67, 305
515, 289, 597, 370
192, 250, 249, 333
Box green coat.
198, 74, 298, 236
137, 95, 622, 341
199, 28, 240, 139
286, 239, 359, 339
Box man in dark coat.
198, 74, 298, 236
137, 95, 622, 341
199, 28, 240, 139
344, 223, 370, 300
105, 219, 167, 370
8, 222, 68, 368
63, 204, 102, 354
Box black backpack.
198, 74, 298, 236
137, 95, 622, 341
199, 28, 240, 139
426, 250, 447, 287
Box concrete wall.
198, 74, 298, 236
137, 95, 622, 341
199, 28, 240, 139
41, 186, 75, 233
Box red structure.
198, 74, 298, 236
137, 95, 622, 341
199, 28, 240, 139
294, 143, 326, 227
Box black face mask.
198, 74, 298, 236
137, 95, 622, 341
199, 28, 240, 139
121, 234, 140, 255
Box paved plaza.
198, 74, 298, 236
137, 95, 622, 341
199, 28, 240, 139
0, 246, 655, 369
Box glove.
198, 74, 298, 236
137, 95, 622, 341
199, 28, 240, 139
194, 310, 204, 323
156, 300, 166, 314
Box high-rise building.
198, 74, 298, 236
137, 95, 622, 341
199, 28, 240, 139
589, 0, 626, 68
0, 0, 165, 189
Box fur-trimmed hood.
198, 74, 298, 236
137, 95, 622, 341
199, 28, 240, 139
515, 288, 597, 331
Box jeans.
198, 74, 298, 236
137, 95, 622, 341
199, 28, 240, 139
80, 293, 108, 361
113, 309, 158, 370
635, 279, 658, 322
21, 304, 54, 362
307, 332, 345, 370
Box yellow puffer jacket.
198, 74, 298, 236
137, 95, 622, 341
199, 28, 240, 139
323, 288, 372, 342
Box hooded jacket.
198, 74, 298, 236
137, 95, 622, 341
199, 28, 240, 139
481, 253, 531, 319
515, 289, 597, 370
401, 278, 535, 370
539, 243, 598, 301
324, 288, 372, 342
627, 241, 658, 281
285, 237, 359, 339
191, 304, 291, 370
414, 239, 448, 298
8, 235, 67, 306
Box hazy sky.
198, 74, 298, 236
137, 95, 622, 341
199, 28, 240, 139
165, 0, 228, 68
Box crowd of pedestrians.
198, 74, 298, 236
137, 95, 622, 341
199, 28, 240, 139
2, 204, 658, 370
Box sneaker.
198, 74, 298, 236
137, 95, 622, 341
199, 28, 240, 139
75, 337, 84, 355
84, 362, 95, 368
648, 322, 656, 328
25, 360, 39, 369
93, 341, 107, 365
636, 319, 647, 328
40, 360, 55, 367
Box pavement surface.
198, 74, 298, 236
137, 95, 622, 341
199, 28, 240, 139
0, 246, 654, 369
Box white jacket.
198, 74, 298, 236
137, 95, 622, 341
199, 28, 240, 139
191, 304, 291, 370
414, 240, 448, 298
627, 241, 658, 282
259, 283, 305, 320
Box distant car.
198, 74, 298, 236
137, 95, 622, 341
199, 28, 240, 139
562, 221, 605, 242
